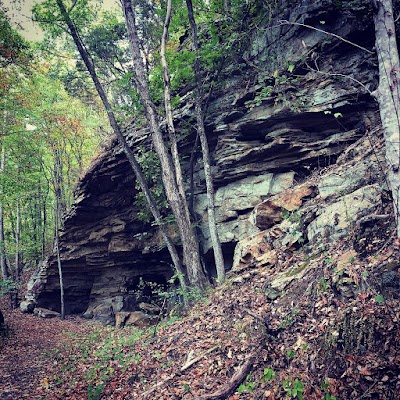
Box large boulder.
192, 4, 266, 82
115, 311, 157, 329
33, 307, 61, 319
20, 300, 35, 314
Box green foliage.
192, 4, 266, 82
0, 16, 103, 273
286, 349, 295, 359
159, 273, 207, 312
0, 278, 17, 297
133, 147, 170, 223
375, 294, 385, 304
0, 9, 30, 64
33, 0, 99, 38
318, 277, 330, 293
245, 64, 306, 112
324, 394, 337, 400
281, 208, 302, 223
59, 327, 144, 399
321, 379, 337, 400
237, 374, 256, 394
262, 367, 276, 382
278, 308, 299, 329
282, 378, 305, 399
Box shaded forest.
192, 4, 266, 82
1, 0, 400, 399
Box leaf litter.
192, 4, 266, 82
0, 233, 399, 399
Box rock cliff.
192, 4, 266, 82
26, 0, 392, 324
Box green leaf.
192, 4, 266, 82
288, 64, 295, 73
375, 294, 385, 303
333, 112, 343, 118
262, 368, 275, 381
320, 20, 326, 24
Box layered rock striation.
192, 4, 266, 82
26, 0, 390, 324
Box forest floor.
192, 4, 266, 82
0, 298, 95, 399
0, 236, 399, 400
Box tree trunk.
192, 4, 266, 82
122, 0, 208, 289
54, 201, 65, 320
159, 0, 192, 295
55, 0, 188, 290
15, 200, 22, 280
371, 0, 400, 237
0, 145, 8, 280
160, 0, 186, 202
42, 189, 47, 259
185, 0, 225, 283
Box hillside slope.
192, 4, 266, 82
21, 133, 399, 400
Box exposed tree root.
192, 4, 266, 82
200, 354, 256, 400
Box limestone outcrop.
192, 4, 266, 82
25, 0, 391, 324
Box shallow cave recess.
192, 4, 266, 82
33, 242, 240, 320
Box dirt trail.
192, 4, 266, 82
0, 299, 90, 399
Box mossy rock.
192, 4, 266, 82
270, 262, 310, 292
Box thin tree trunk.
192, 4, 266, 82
371, 0, 400, 237
122, 0, 208, 290
15, 200, 22, 280
54, 202, 65, 319
185, 0, 225, 283
160, 0, 186, 201
42, 188, 47, 259
0, 145, 8, 280
55, 0, 188, 291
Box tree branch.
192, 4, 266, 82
278, 20, 374, 54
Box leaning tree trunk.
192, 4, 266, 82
55, 0, 187, 290
185, 0, 225, 283
371, 0, 400, 237
122, 0, 208, 290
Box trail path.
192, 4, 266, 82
0, 299, 91, 399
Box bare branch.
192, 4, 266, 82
278, 20, 374, 54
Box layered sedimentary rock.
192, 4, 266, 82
26, 0, 389, 324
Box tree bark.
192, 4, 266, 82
54, 201, 65, 320
55, 0, 187, 289
15, 200, 22, 280
185, 0, 225, 283
0, 145, 8, 280
159, 0, 192, 295
371, 0, 400, 237
160, 0, 186, 202
201, 354, 255, 399
122, 0, 208, 289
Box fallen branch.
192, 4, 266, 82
200, 354, 256, 400
181, 345, 219, 372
